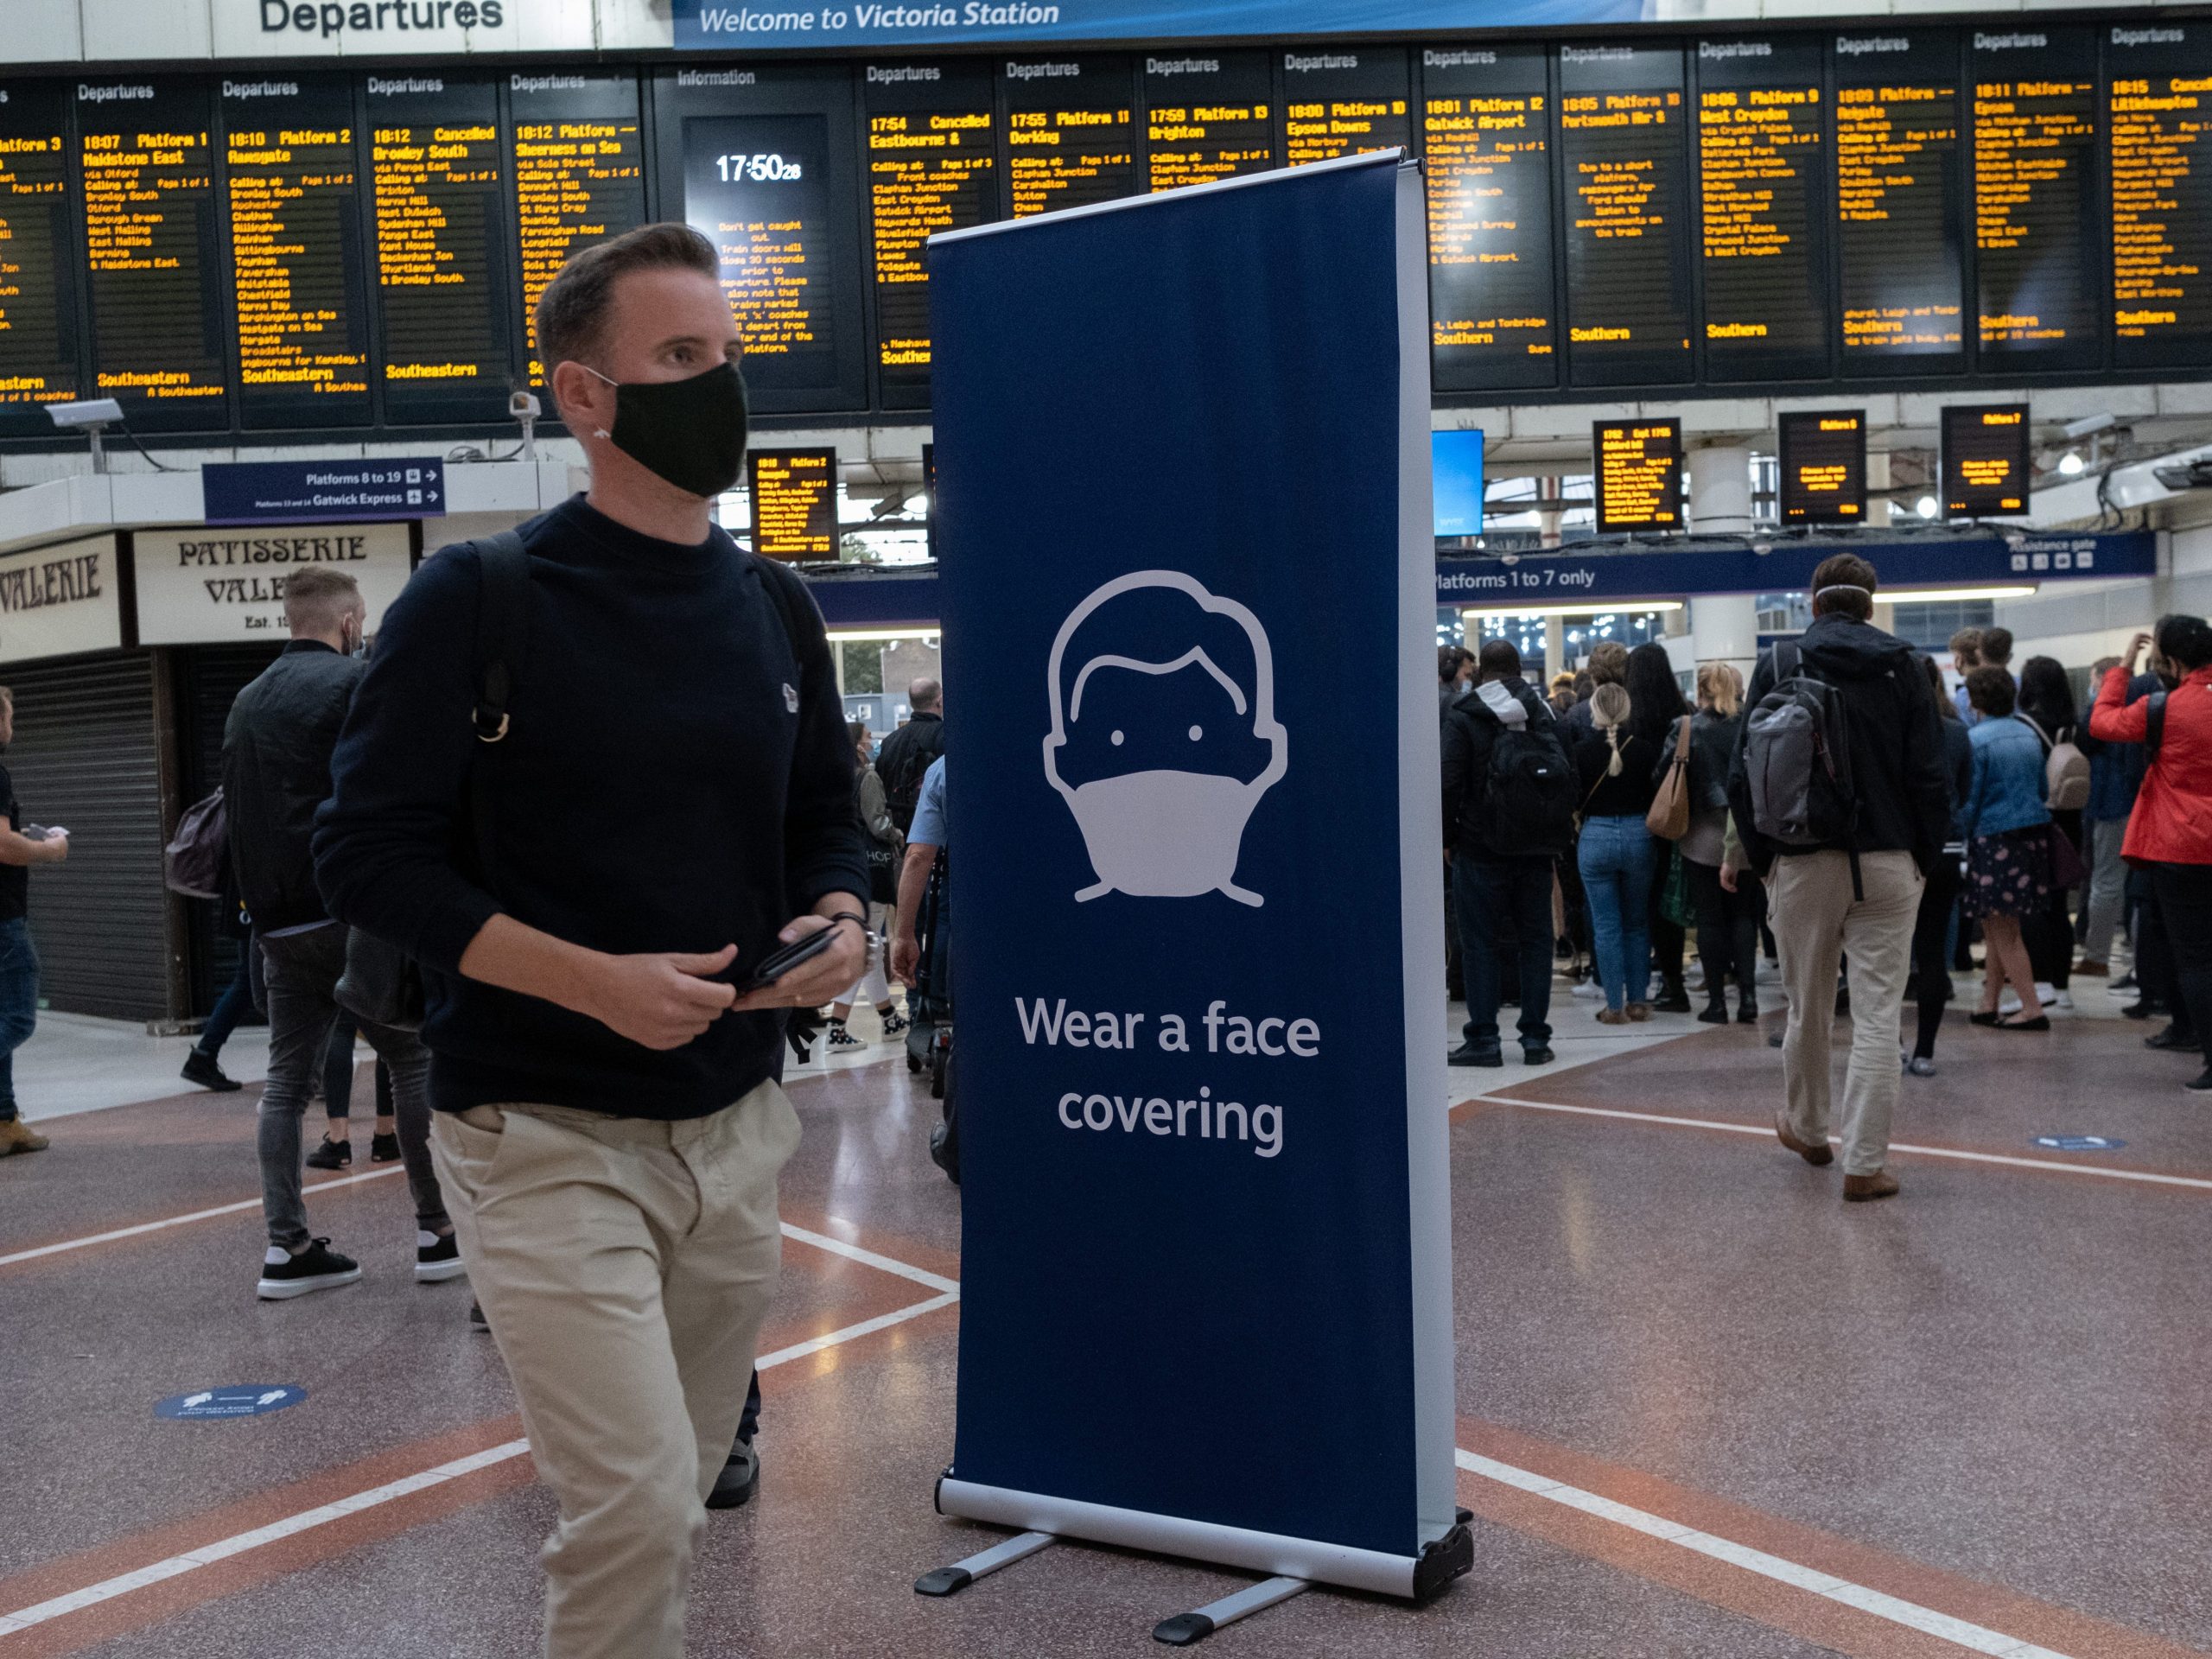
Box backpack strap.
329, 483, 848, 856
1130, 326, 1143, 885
749, 551, 811, 664
1775, 640, 1800, 683
467, 531, 531, 889
2146, 690, 2169, 761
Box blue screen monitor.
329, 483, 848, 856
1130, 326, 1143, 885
1433, 429, 1485, 537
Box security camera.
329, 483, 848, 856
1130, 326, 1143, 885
2061, 412, 2115, 441
509, 391, 541, 421
44, 397, 123, 431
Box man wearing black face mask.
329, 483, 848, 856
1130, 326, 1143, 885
314, 223, 868, 1659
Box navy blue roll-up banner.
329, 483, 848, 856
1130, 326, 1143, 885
927, 151, 1457, 1597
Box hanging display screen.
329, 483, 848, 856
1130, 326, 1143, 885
1940, 402, 2031, 518
1593, 416, 1683, 531
1280, 50, 1410, 166
2107, 22, 2212, 370
1971, 28, 2101, 372
0, 80, 81, 436
1777, 410, 1868, 524
748, 447, 838, 559
1005, 57, 1139, 219
1145, 54, 1274, 193
512, 73, 646, 386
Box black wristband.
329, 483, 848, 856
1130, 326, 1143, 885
822, 911, 868, 931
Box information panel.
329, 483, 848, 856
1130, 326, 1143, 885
1005, 57, 1138, 219
1940, 402, 2031, 518
79, 80, 230, 432
1777, 410, 1867, 524
222, 77, 371, 431
0, 81, 81, 435
2107, 23, 2212, 370
1145, 54, 1274, 192
1593, 416, 1682, 531
1560, 44, 1693, 387
369, 76, 513, 426
1972, 29, 2101, 371
1423, 46, 1558, 395
664, 61, 867, 415
1696, 36, 1828, 382
512, 73, 645, 385
1835, 30, 1967, 374
1280, 50, 1409, 167
864, 61, 996, 407
748, 447, 837, 559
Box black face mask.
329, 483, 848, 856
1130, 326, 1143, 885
584, 360, 750, 499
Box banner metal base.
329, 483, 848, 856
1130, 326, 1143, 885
1153, 1576, 1310, 1646
913, 1529, 1056, 1598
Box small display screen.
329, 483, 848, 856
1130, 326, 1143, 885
1593, 417, 1683, 531
1777, 410, 1868, 524
748, 447, 837, 559
1940, 404, 2031, 518
1432, 430, 1486, 537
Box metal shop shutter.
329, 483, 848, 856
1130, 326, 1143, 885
3, 653, 167, 1020
173, 645, 282, 1014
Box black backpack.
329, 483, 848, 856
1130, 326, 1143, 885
1483, 708, 1576, 856
880, 718, 945, 836
1744, 641, 1859, 850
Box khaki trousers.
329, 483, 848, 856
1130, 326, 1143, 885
429, 1080, 801, 1659
1771, 849, 1923, 1178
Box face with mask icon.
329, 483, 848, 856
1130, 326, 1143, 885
1043, 570, 1288, 907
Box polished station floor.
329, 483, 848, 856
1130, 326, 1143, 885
1, 981, 2205, 1658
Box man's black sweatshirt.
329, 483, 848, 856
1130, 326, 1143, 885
313, 495, 869, 1120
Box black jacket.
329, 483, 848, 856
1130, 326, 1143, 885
1656, 706, 1738, 811
1440, 677, 1560, 860
225, 640, 362, 932
1728, 614, 1952, 876
875, 709, 945, 836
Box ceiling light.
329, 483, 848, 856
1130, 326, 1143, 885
1882, 585, 2038, 604
2057, 450, 2084, 476
824, 628, 943, 644
1916, 495, 1939, 519
1460, 601, 1684, 622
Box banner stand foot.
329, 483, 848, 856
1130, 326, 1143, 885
914, 1529, 1056, 1597
1153, 1576, 1310, 1646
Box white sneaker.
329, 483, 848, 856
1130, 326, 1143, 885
1757, 958, 1781, 985
1999, 989, 2022, 1015
2050, 988, 2074, 1010
1572, 979, 1605, 1001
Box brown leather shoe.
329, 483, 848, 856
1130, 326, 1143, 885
1774, 1111, 1833, 1166
0, 1119, 49, 1155
1842, 1169, 1899, 1202
2073, 959, 2109, 977
1595, 1007, 1631, 1026
1626, 1002, 1653, 1022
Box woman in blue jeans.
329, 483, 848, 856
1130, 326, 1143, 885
1573, 683, 1662, 1022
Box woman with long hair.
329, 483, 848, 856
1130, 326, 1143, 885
1664, 661, 1764, 1023
1904, 654, 1974, 1073
825, 721, 907, 1052
1961, 668, 2052, 1030
2014, 654, 2081, 1008
1573, 683, 1660, 1022
1625, 642, 1693, 1011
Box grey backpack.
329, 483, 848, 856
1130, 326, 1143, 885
1744, 642, 1859, 849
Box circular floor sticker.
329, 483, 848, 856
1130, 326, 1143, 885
2032, 1135, 2126, 1153
155, 1385, 307, 1421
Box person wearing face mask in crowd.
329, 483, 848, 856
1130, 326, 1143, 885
315, 223, 869, 1658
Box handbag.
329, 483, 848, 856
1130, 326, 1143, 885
1646, 715, 1693, 841
866, 836, 901, 905
1660, 843, 1694, 930
2045, 822, 2088, 890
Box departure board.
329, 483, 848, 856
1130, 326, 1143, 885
0, 81, 80, 436
1280, 50, 1409, 167
1777, 410, 1868, 524
1940, 403, 2031, 518
512, 73, 645, 385
1696, 37, 1829, 382
1834, 31, 1967, 373
863, 62, 995, 407
1972, 29, 2100, 371
370, 77, 513, 425
1559, 45, 1693, 387
2107, 24, 2212, 370
1424, 47, 1558, 395
1593, 417, 1683, 531
79, 81, 230, 432
748, 448, 837, 559
666, 62, 868, 414
221, 77, 370, 430
1146, 54, 1274, 193
1005, 57, 1138, 219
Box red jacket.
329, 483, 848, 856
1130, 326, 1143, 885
2088, 663, 2212, 865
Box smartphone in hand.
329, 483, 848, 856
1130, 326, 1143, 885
734, 926, 836, 994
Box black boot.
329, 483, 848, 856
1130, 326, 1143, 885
1696, 999, 1729, 1025
1654, 976, 1693, 1014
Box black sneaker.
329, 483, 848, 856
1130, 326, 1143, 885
2188, 1071, 2212, 1095
181, 1049, 242, 1092
1696, 1003, 1730, 1025
416, 1230, 467, 1283
303, 1137, 351, 1171
706, 1439, 760, 1510
880, 1010, 909, 1038
1447, 1042, 1503, 1068
1737, 1001, 1760, 1024
2147, 1027, 2203, 1053
1655, 984, 1694, 1014
257, 1238, 362, 1300
1522, 1046, 1555, 1065
2122, 998, 2165, 1021
369, 1131, 401, 1164
467, 1299, 491, 1333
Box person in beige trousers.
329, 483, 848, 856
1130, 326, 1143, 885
1728, 553, 1954, 1202
314, 224, 872, 1656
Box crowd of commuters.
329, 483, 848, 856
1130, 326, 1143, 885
1440, 556, 2212, 1208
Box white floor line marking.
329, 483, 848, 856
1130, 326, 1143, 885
0, 1167, 407, 1270
0, 1288, 960, 1639
1456, 1449, 2074, 1659
779, 1222, 960, 1294
1468, 1093, 2212, 1192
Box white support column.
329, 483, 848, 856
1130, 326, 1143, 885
1688, 594, 1760, 682
1866, 448, 1894, 528
1687, 444, 1752, 536
1544, 613, 1567, 678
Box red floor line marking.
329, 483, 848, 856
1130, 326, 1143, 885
0, 1290, 959, 1645
1458, 1094, 2212, 1192
0, 1166, 407, 1269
